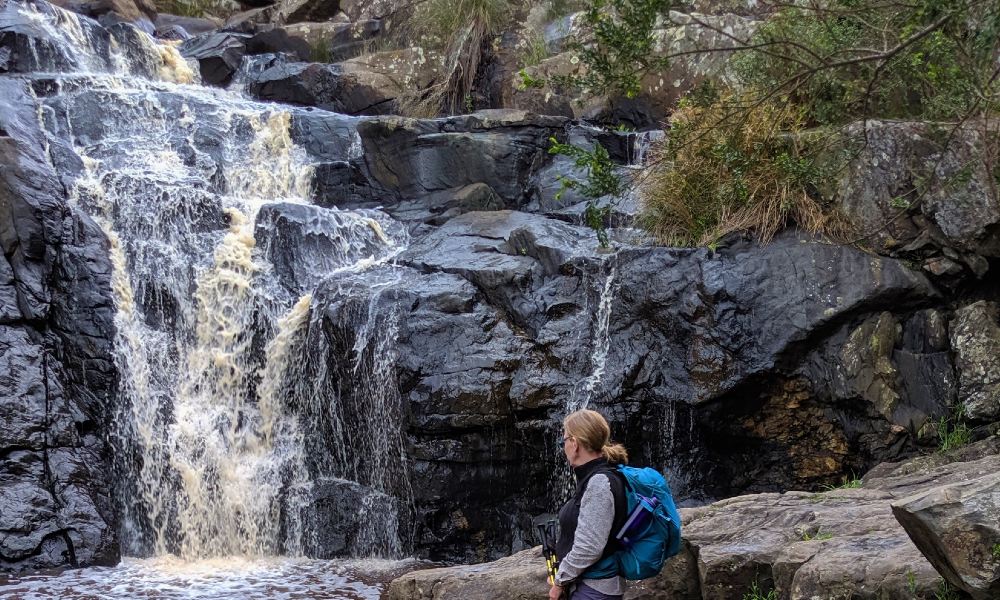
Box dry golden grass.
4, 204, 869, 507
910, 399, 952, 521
638, 97, 848, 247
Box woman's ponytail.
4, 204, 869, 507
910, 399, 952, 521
602, 442, 628, 465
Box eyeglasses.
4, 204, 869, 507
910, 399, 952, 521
560, 435, 573, 444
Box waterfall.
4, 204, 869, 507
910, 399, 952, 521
568, 263, 621, 412
21, 0, 411, 560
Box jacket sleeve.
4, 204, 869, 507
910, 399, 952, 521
554, 473, 615, 585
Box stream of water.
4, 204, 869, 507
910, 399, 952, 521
2, 1, 417, 595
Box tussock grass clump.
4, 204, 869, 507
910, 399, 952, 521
638, 97, 847, 247
155, 0, 237, 18
403, 0, 514, 116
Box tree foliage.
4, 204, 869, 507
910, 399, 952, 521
558, 0, 677, 98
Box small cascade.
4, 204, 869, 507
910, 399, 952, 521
21, 0, 412, 562
628, 129, 666, 167
569, 262, 621, 412
285, 270, 414, 558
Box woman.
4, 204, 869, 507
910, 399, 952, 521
549, 409, 629, 600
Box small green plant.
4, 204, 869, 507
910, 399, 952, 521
822, 473, 862, 491
991, 543, 1000, 560
517, 68, 546, 90
890, 196, 912, 210
520, 33, 549, 67
557, 0, 677, 98
743, 580, 778, 600
906, 569, 918, 594
934, 578, 961, 600
800, 527, 833, 541
309, 40, 333, 64
548, 137, 622, 247
938, 405, 972, 453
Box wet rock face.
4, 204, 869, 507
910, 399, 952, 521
292, 208, 951, 560
355, 111, 569, 216
0, 80, 118, 572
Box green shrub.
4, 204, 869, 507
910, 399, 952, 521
518, 68, 546, 90
155, 0, 236, 18
800, 527, 834, 541
557, 0, 675, 98
934, 578, 962, 600
549, 137, 622, 247
638, 97, 848, 246
821, 475, 862, 491
992, 543, 1000, 560
413, 0, 512, 45
520, 32, 550, 68
731, 0, 1000, 126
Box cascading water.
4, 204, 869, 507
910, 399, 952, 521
569, 263, 621, 412
9, 0, 413, 580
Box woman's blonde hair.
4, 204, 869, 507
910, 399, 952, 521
563, 409, 629, 465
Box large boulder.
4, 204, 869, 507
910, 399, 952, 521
892, 470, 1000, 600
834, 120, 1000, 272
387, 547, 548, 600
949, 301, 1000, 422
179, 31, 248, 86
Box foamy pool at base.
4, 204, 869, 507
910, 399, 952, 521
0, 556, 423, 599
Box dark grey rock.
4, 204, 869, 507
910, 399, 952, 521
254, 202, 405, 294
357, 111, 569, 215
154, 13, 219, 39
179, 32, 249, 86
0, 255, 18, 323
0, 0, 116, 73
244, 59, 399, 115
0, 79, 117, 573
835, 120, 1000, 262
245, 28, 310, 61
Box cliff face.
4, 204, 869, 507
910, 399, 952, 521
1, 0, 999, 577
0, 79, 119, 572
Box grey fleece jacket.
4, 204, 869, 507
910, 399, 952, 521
554, 473, 626, 596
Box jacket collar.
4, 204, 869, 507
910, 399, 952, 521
573, 456, 610, 483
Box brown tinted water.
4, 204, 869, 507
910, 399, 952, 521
0, 556, 426, 599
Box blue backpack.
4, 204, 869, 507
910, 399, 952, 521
584, 465, 683, 581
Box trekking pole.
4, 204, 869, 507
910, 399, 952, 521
545, 519, 559, 585
537, 523, 555, 585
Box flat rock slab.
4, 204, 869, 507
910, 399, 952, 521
386, 547, 549, 600
893, 471, 1000, 599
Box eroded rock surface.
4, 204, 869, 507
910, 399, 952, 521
0, 79, 118, 572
